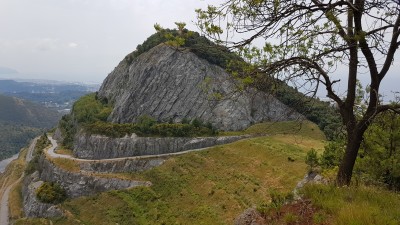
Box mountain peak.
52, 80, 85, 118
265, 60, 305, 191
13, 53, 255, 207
98, 43, 301, 131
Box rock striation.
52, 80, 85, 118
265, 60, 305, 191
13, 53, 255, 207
38, 156, 151, 198
98, 44, 302, 131
78, 157, 166, 173
22, 172, 63, 218
74, 133, 248, 159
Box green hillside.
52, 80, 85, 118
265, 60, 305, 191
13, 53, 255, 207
0, 94, 61, 160
0, 94, 60, 128
17, 121, 325, 224
15, 121, 400, 224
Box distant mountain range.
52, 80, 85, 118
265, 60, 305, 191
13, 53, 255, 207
0, 66, 18, 75
0, 94, 61, 160
0, 79, 100, 112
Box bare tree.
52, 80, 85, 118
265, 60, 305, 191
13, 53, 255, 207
196, 0, 400, 186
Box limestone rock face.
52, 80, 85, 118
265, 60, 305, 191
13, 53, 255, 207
22, 172, 63, 218
38, 156, 151, 198
74, 133, 247, 159
98, 44, 302, 131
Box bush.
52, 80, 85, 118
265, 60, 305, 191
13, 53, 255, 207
25, 134, 50, 174
36, 182, 66, 204
84, 116, 218, 138
320, 140, 345, 169
305, 149, 319, 172
72, 93, 112, 124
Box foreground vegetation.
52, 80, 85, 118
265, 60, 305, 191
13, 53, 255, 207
9, 121, 400, 224
18, 121, 323, 224
303, 184, 400, 225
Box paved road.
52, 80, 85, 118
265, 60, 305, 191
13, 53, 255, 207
0, 137, 37, 225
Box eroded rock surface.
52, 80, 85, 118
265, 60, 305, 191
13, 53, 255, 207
74, 133, 247, 159
38, 156, 151, 198
98, 44, 302, 131
22, 172, 63, 218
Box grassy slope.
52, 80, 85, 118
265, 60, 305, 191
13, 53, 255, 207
15, 121, 400, 225
302, 184, 400, 225
17, 121, 325, 225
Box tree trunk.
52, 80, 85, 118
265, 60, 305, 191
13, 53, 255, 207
336, 129, 363, 186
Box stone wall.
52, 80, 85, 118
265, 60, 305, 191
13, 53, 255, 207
74, 133, 248, 159
38, 156, 151, 198
79, 156, 166, 173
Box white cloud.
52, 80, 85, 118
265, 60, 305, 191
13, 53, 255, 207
68, 42, 78, 48
35, 38, 59, 52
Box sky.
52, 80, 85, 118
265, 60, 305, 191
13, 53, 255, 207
0, 0, 223, 83
0, 0, 398, 100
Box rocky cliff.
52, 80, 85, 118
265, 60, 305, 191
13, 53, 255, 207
37, 155, 151, 198
22, 172, 63, 218
98, 44, 302, 131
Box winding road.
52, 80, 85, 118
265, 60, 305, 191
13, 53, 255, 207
0, 137, 37, 225
46, 136, 232, 162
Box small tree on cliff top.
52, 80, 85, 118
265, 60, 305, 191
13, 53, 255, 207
197, 0, 400, 186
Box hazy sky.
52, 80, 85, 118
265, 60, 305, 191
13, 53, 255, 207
0, 0, 222, 83
0, 0, 398, 100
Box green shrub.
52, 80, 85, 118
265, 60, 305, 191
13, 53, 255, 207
72, 93, 112, 124
257, 190, 293, 216
83, 115, 218, 138
36, 182, 67, 204
320, 140, 345, 169
305, 148, 320, 172
59, 114, 77, 149
25, 134, 50, 174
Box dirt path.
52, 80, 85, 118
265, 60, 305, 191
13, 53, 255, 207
0, 138, 37, 225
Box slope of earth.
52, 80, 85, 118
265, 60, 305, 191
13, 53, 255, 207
0, 94, 60, 160
16, 121, 326, 224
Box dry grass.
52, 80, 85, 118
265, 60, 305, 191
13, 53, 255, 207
54, 149, 74, 157
55, 133, 321, 225
50, 158, 81, 173
90, 172, 144, 181
0, 148, 28, 222
17, 121, 328, 224
9, 181, 24, 219
303, 184, 400, 225
222, 120, 326, 140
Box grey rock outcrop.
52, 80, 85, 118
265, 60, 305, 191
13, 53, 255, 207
79, 157, 166, 173
74, 133, 247, 159
234, 208, 266, 225
38, 156, 151, 198
98, 44, 302, 131
293, 172, 328, 200
22, 172, 63, 218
